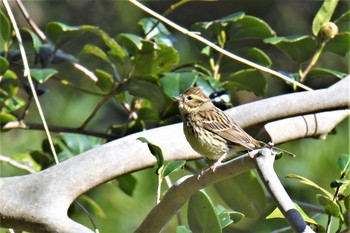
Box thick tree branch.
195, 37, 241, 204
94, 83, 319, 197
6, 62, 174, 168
255, 149, 314, 233
134, 153, 255, 233
0, 77, 348, 232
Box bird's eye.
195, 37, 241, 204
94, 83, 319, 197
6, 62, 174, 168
186, 95, 193, 101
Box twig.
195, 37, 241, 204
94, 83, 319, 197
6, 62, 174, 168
2, 121, 117, 140
15, 0, 46, 41
2, 0, 59, 164
128, 0, 314, 92
0, 154, 36, 174
255, 148, 314, 233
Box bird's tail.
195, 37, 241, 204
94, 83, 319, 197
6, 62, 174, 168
259, 141, 296, 157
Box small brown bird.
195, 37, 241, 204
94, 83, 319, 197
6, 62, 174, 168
175, 86, 268, 172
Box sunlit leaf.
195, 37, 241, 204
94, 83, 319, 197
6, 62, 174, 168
60, 133, 102, 155
312, 0, 339, 36
95, 69, 114, 92
30, 68, 58, 83
266, 203, 317, 225
12, 153, 41, 172
188, 190, 221, 233
81, 25, 125, 62
0, 112, 17, 124
82, 44, 109, 61
214, 171, 266, 219
1, 69, 18, 96
286, 174, 333, 199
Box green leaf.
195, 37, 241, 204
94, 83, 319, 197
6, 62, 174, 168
12, 153, 41, 172
0, 112, 17, 124
220, 47, 272, 73
20, 28, 43, 52
305, 68, 347, 80
312, 0, 339, 36
316, 194, 341, 217
0, 55, 9, 75
264, 36, 317, 63
94, 69, 114, 92
138, 18, 172, 45
126, 79, 165, 109
116, 33, 143, 55
214, 171, 266, 219
223, 69, 267, 96
286, 174, 333, 199
162, 160, 185, 177
192, 12, 245, 35
323, 32, 350, 56
46, 22, 83, 47
114, 173, 137, 196
334, 11, 350, 33
60, 133, 102, 155
215, 205, 243, 228
176, 226, 192, 233
338, 154, 350, 174
188, 190, 221, 233
160, 72, 198, 98
82, 44, 109, 61
228, 15, 276, 40
81, 25, 126, 62
266, 203, 317, 225
1, 96, 25, 113
78, 195, 106, 218
137, 137, 164, 172
0, 69, 18, 96
0, 11, 11, 51
132, 42, 179, 79
30, 68, 58, 83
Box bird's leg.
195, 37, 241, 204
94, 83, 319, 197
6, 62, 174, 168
209, 153, 227, 172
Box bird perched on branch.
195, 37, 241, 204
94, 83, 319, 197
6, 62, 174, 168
175, 86, 293, 172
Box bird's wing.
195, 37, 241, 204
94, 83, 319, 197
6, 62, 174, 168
200, 109, 258, 150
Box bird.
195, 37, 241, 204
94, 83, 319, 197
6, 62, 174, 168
175, 86, 292, 172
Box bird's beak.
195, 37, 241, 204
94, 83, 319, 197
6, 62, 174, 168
173, 95, 181, 101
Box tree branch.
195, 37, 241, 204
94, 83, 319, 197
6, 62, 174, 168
255, 149, 314, 233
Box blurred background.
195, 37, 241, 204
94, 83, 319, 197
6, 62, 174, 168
1, 0, 349, 232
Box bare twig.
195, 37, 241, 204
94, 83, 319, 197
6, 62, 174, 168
2, 121, 117, 140
0, 154, 36, 174
128, 0, 314, 92
2, 0, 59, 164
